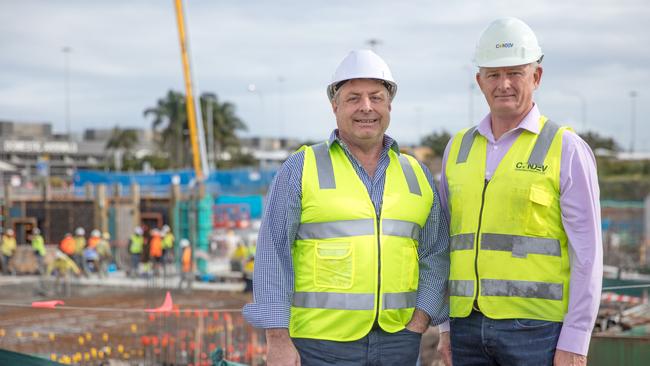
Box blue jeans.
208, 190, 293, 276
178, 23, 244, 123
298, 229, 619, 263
450, 311, 561, 366
293, 328, 422, 366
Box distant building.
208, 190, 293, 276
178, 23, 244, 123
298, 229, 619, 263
0, 120, 153, 183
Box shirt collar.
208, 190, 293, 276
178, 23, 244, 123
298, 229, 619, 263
477, 104, 542, 141
327, 129, 400, 154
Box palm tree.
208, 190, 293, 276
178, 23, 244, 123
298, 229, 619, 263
200, 92, 248, 164
106, 127, 139, 170
145, 90, 248, 169
143, 90, 188, 168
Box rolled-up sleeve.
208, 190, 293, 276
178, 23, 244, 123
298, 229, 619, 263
242, 152, 304, 328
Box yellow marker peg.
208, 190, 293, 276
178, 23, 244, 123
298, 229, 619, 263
78, 336, 85, 345
102, 332, 109, 342
117, 344, 124, 353
130, 323, 137, 333
49, 332, 55, 341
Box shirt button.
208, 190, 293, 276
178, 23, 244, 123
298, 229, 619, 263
493, 145, 498, 150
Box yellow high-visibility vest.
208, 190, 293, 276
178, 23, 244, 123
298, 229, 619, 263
290, 141, 433, 341
446, 116, 570, 322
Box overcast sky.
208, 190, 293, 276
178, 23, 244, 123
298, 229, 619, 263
1, 0, 649, 151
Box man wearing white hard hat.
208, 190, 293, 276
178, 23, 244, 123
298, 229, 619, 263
436, 17, 601, 366
243, 49, 449, 365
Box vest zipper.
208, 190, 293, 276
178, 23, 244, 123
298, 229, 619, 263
373, 212, 382, 327
473, 179, 489, 310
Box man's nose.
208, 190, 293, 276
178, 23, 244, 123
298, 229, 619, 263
359, 96, 373, 112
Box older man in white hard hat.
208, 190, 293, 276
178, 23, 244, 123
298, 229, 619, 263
436, 17, 602, 366
243, 49, 449, 365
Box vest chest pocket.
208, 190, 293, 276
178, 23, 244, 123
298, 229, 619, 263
525, 185, 554, 236
314, 242, 354, 289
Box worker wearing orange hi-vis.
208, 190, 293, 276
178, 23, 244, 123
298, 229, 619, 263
59, 233, 75, 256
178, 239, 193, 291
149, 229, 163, 276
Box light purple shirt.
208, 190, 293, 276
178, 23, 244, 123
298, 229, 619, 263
438, 104, 603, 356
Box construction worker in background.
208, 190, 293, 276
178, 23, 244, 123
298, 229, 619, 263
230, 241, 248, 272
178, 238, 193, 291
72, 227, 87, 276
1, 229, 17, 275
47, 250, 81, 297
96, 232, 112, 277
161, 224, 175, 273
31, 228, 46, 275
128, 226, 144, 278
149, 228, 163, 276
243, 49, 449, 365
59, 233, 75, 257
242, 254, 254, 293
83, 229, 101, 275
436, 17, 602, 366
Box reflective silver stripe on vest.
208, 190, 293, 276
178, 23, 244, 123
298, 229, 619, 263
397, 155, 422, 196
481, 279, 563, 301
383, 291, 417, 309
297, 219, 375, 239
456, 126, 478, 164
312, 142, 336, 189
528, 120, 559, 166
449, 280, 474, 297
293, 292, 375, 310
382, 219, 420, 240
451, 233, 475, 251
481, 233, 561, 258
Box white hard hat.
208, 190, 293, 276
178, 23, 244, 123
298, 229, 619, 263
180, 239, 190, 248
6, 228, 14, 236
162, 225, 170, 233
90, 229, 101, 237
151, 228, 160, 236
327, 49, 397, 101
473, 17, 543, 68
33, 228, 41, 235
75, 227, 85, 236
134, 226, 143, 235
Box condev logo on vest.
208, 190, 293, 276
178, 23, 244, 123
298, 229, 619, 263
515, 162, 548, 173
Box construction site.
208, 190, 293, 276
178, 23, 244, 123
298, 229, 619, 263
3, 1, 650, 365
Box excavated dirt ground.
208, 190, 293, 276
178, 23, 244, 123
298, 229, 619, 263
0, 277, 263, 365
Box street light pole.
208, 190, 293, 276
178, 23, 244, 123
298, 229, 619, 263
62, 46, 71, 141
630, 91, 638, 153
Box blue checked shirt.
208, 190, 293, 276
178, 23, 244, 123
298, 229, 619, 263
242, 130, 450, 329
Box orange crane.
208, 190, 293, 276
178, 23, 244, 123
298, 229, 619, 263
173, 0, 209, 181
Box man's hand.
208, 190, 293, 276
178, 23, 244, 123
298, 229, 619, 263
265, 328, 300, 366
554, 349, 586, 366
437, 330, 452, 366
406, 309, 431, 334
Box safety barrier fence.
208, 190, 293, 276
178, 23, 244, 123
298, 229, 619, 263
0, 293, 265, 365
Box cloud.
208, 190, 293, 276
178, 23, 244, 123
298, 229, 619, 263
0, 0, 648, 151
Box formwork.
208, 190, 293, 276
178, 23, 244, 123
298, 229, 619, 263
588, 335, 650, 366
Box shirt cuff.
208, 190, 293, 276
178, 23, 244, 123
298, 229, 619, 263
242, 302, 291, 329
438, 320, 450, 332
556, 324, 592, 355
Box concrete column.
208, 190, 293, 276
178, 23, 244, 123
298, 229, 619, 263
641, 195, 650, 266
131, 183, 140, 229
84, 182, 94, 200
95, 184, 108, 233
3, 184, 11, 232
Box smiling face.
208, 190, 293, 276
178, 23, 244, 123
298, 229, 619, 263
332, 78, 391, 150
476, 63, 542, 122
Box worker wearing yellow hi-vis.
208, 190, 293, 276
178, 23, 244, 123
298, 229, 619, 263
436, 17, 602, 366
243, 49, 449, 365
